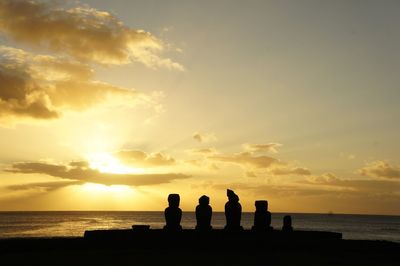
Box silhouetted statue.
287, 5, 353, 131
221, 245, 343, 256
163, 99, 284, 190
282, 215, 293, 232
164, 194, 182, 231
224, 189, 243, 230
252, 200, 273, 231
195, 195, 212, 230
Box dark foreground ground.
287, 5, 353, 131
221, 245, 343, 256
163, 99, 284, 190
0, 237, 399, 266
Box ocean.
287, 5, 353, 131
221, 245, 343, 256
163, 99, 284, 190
0, 212, 399, 242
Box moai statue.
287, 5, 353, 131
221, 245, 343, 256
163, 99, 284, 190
252, 200, 273, 231
282, 215, 293, 232
224, 189, 243, 230
195, 195, 212, 230
164, 194, 182, 231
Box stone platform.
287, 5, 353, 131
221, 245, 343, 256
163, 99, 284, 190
83, 228, 342, 249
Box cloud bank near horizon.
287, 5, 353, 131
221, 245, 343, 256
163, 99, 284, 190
5, 161, 189, 188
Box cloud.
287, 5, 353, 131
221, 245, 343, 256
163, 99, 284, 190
209, 152, 280, 169
212, 182, 341, 198
0, 46, 146, 121
0, 0, 183, 69
306, 173, 341, 184
188, 148, 217, 155
304, 173, 400, 195
242, 143, 282, 153
213, 172, 400, 199
270, 167, 311, 176
195, 144, 310, 177
358, 161, 400, 179
7, 180, 82, 191
193, 132, 217, 143
114, 150, 175, 167
5, 161, 189, 186
245, 171, 257, 177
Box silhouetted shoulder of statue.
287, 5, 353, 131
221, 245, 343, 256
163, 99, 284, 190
282, 215, 293, 232
164, 193, 182, 231
224, 189, 243, 231
252, 200, 273, 231
195, 195, 212, 230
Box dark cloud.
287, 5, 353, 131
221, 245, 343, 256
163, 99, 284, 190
0, 0, 183, 69
0, 63, 59, 119
358, 161, 400, 179
0, 46, 141, 121
114, 150, 175, 167
5, 161, 189, 186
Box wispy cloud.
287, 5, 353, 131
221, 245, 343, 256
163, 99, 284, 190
358, 161, 400, 179
193, 132, 217, 143
188, 147, 218, 155
203, 144, 310, 177
270, 167, 311, 176
213, 172, 400, 199
7, 180, 83, 191
114, 150, 176, 167
209, 152, 280, 169
242, 143, 282, 153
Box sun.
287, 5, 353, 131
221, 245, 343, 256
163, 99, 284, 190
86, 152, 145, 174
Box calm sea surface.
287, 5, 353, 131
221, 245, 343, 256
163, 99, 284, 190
0, 212, 399, 242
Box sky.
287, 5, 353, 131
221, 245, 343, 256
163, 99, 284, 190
0, 0, 399, 215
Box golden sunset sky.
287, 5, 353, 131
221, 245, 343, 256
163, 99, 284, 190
0, 0, 399, 214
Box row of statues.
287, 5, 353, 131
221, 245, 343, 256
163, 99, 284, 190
164, 189, 293, 232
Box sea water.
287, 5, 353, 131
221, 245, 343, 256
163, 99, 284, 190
0, 212, 399, 242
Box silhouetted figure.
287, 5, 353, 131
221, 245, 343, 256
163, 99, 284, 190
252, 200, 273, 231
195, 195, 212, 230
224, 189, 243, 230
164, 194, 182, 231
282, 215, 293, 232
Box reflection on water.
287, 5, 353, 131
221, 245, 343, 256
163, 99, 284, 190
0, 211, 399, 242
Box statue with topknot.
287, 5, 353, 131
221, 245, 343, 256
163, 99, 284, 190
224, 189, 243, 230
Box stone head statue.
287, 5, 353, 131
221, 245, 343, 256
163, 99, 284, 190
168, 194, 180, 208
255, 200, 268, 211
199, 195, 209, 206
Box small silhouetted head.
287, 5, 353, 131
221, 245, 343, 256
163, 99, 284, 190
283, 215, 292, 227
199, 195, 209, 205
255, 200, 268, 211
168, 194, 180, 208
